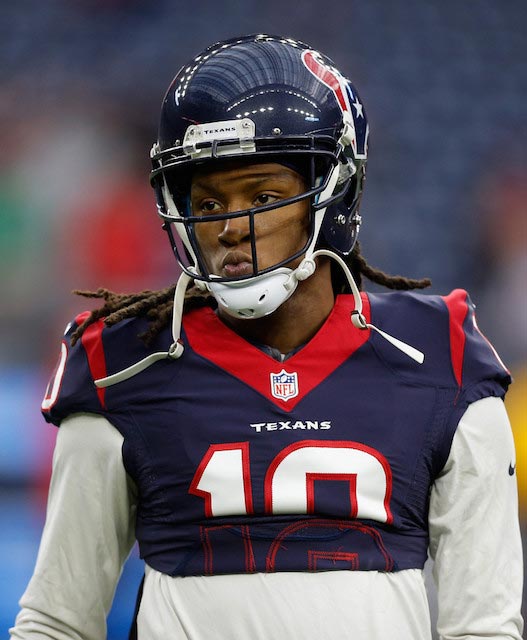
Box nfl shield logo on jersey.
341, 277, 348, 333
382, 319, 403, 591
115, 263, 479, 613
270, 369, 299, 401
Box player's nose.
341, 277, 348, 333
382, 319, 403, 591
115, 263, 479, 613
218, 214, 251, 246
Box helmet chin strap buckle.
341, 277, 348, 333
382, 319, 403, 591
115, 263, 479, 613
313, 248, 425, 365
193, 279, 208, 292
187, 267, 208, 292
351, 310, 368, 330
294, 258, 316, 282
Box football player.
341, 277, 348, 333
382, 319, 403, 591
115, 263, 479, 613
11, 34, 524, 639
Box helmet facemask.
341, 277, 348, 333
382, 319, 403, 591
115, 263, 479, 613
154, 147, 351, 271
151, 133, 357, 318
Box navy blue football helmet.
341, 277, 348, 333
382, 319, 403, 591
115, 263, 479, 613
151, 34, 369, 318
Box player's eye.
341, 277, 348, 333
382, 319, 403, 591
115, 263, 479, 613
197, 199, 221, 214
254, 193, 279, 207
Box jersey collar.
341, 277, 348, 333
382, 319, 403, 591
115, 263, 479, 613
182, 293, 371, 410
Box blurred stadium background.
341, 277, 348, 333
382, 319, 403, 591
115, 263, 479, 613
1, 1, 525, 637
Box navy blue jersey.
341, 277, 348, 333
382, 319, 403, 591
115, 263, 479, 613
42, 290, 510, 577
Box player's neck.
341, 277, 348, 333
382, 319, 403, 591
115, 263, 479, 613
217, 260, 335, 355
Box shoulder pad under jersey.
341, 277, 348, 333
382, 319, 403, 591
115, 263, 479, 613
439, 288, 511, 398
367, 288, 511, 396
41, 311, 171, 426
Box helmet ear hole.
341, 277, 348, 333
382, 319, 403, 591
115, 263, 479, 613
319, 210, 358, 255
318, 168, 362, 256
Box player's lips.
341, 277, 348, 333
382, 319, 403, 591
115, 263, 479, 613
221, 251, 254, 277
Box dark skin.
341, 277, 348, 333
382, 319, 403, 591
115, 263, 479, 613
190, 162, 335, 355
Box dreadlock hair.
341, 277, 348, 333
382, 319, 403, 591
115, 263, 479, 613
70, 240, 431, 347
330, 241, 432, 294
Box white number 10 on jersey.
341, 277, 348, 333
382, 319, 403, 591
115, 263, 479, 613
190, 440, 393, 525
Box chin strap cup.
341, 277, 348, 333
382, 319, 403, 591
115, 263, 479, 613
207, 267, 302, 320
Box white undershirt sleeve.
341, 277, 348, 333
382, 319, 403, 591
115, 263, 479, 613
10, 413, 137, 640
429, 396, 524, 639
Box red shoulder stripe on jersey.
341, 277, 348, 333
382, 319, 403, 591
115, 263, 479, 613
76, 312, 107, 408
441, 289, 469, 387
183, 294, 371, 411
